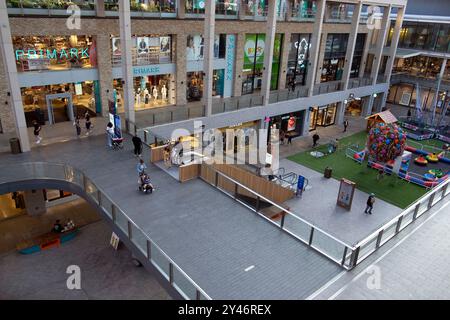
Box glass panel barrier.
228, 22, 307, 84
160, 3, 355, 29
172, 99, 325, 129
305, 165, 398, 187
380, 222, 397, 246
130, 223, 147, 256
400, 209, 415, 231
311, 230, 348, 262
432, 188, 443, 206
84, 177, 98, 204
417, 195, 431, 217
282, 214, 311, 243
99, 194, 113, 219
150, 242, 170, 279
173, 266, 197, 300
114, 207, 129, 235
357, 236, 377, 260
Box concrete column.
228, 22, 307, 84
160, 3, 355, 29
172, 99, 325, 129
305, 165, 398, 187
261, 0, 278, 106
301, 108, 311, 136
342, 2, 362, 90
305, 0, 326, 96
336, 101, 345, 125
233, 33, 245, 97
96, 0, 105, 17
0, 0, 30, 151
203, 0, 216, 116
315, 32, 327, 85
364, 94, 375, 116
431, 58, 448, 124
119, 0, 135, 124
96, 34, 114, 117
278, 31, 291, 90
359, 30, 373, 78
176, 33, 187, 105
383, 6, 405, 82
23, 189, 46, 216
370, 5, 391, 86
177, 0, 185, 19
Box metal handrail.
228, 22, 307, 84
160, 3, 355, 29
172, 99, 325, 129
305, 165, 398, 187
204, 165, 353, 249
353, 177, 450, 249
0, 161, 212, 300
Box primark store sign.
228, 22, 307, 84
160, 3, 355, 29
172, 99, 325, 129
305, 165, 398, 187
15, 48, 90, 60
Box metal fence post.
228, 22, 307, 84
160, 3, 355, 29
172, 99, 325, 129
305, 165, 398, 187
341, 246, 348, 266
255, 196, 261, 212
350, 247, 360, 269
215, 171, 219, 187
280, 212, 285, 229
97, 190, 102, 207
442, 184, 448, 198
127, 221, 132, 239
375, 230, 384, 248
111, 205, 117, 223
147, 239, 151, 260
413, 203, 421, 220
427, 193, 436, 209
308, 227, 315, 246
196, 289, 201, 300
395, 216, 403, 234
169, 263, 174, 285
234, 183, 238, 199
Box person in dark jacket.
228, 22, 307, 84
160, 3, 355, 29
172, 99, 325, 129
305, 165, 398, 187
312, 133, 320, 147
132, 134, 143, 157
365, 193, 376, 214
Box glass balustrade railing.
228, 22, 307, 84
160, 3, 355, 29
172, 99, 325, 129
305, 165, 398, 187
0, 162, 212, 300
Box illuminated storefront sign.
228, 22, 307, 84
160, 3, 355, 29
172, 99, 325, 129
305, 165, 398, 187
15, 48, 90, 60
132, 65, 161, 76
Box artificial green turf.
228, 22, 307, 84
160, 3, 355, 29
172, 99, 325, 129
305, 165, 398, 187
287, 131, 427, 209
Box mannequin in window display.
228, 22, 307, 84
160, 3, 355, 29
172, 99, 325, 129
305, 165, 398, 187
134, 89, 141, 105
161, 84, 167, 100
143, 87, 149, 100
144, 91, 150, 105
153, 86, 158, 101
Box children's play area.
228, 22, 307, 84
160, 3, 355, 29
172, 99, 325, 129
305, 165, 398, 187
288, 110, 449, 209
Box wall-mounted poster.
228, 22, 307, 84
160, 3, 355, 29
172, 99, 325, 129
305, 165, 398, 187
337, 178, 356, 210
287, 116, 296, 131
159, 36, 171, 63
186, 34, 220, 61
399, 92, 411, 106
137, 37, 149, 55
112, 37, 121, 56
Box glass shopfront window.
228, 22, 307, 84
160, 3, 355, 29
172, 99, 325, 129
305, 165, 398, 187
113, 74, 175, 112
393, 56, 445, 79
21, 81, 98, 127
290, 0, 317, 20
186, 34, 226, 61
269, 111, 304, 140
111, 35, 173, 66
242, 33, 283, 95
393, 22, 450, 53
243, 0, 267, 17
350, 34, 366, 78
7, 0, 95, 10
321, 33, 348, 82
105, 0, 176, 12
309, 103, 337, 131
13, 35, 97, 72
324, 1, 354, 23
286, 33, 311, 87
186, 70, 224, 102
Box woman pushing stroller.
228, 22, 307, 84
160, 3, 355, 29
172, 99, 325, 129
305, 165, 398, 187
136, 159, 154, 194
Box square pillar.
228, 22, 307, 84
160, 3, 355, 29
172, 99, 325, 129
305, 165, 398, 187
370, 5, 392, 86
342, 2, 362, 90
359, 29, 372, 79
119, 0, 135, 123
301, 108, 311, 137
203, 0, 216, 116
233, 33, 246, 97
384, 6, 405, 81
177, 0, 186, 19
96, 34, 114, 117
305, 0, 326, 96
176, 33, 187, 106
315, 32, 327, 85
0, 0, 30, 151
96, 0, 105, 17
261, 0, 278, 106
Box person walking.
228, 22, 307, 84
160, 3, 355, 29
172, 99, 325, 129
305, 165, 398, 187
343, 119, 349, 132
132, 134, 143, 157
287, 134, 293, 145
312, 133, 320, 147
85, 112, 92, 136
74, 116, 81, 138
136, 159, 147, 176
33, 120, 42, 144
365, 193, 376, 214
106, 122, 114, 148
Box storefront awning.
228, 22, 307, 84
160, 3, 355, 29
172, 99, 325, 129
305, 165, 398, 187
382, 47, 424, 59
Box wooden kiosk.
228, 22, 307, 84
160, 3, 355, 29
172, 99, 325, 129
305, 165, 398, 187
365, 110, 398, 132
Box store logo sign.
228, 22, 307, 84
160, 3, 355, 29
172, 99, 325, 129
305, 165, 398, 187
244, 39, 265, 59
225, 35, 235, 81
133, 65, 161, 76
15, 48, 90, 61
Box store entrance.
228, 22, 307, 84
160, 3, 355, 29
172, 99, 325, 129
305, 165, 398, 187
46, 93, 75, 124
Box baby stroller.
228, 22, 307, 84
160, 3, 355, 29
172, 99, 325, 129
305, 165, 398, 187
138, 173, 154, 194
112, 136, 124, 150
